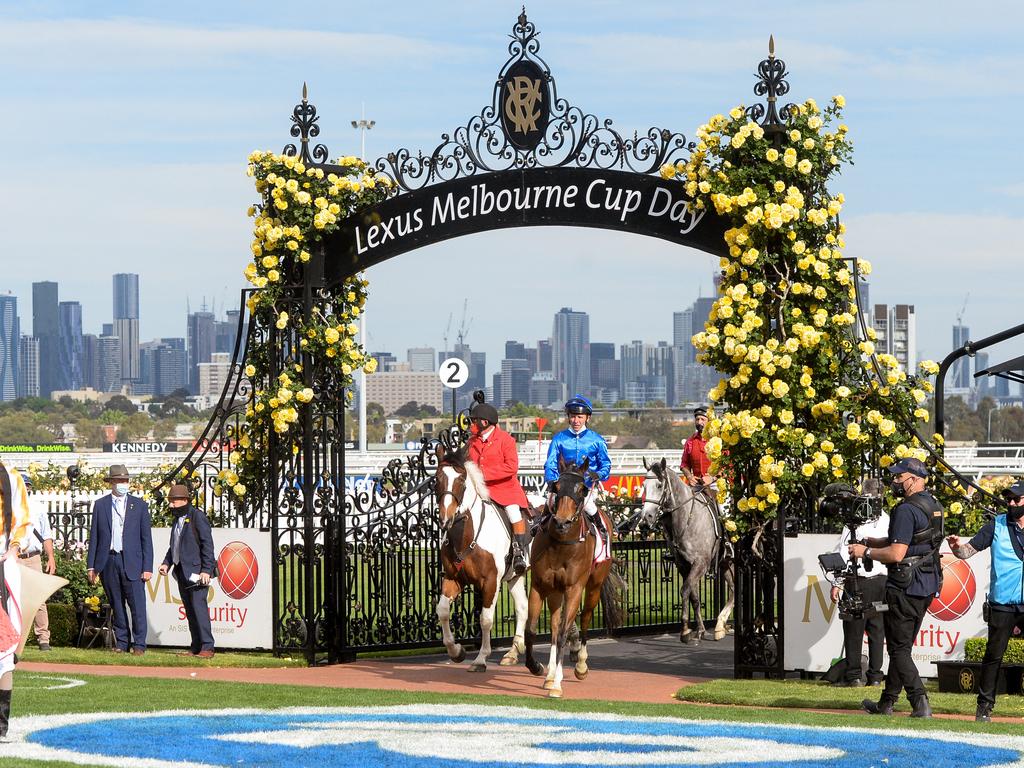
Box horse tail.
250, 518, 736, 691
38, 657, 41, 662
600, 561, 628, 632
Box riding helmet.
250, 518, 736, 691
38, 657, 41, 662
470, 401, 499, 425
565, 395, 593, 415
693, 406, 708, 418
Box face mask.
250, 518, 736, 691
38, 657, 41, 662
113, 482, 129, 497
890, 478, 906, 498
1008, 503, 1024, 522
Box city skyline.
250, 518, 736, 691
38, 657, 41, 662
2, 2, 1023, 384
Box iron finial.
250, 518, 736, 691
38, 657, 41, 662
302, 81, 308, 103
747, 36, 790, 144
283, 83, 329, 166
768, 34, 775, 59
519, 6, 527, 27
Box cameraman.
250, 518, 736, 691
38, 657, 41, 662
849, 457, 943, 719
829, 503, 889, 687
947, 481, 1024, 723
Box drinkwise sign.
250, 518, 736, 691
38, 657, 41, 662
784, 534, 990, 677
145, 527, 272, 649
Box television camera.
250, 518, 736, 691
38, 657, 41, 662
817, 481, 888, 621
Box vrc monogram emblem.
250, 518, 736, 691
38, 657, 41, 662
499, 59, 549, 151
504, 76, 542, 134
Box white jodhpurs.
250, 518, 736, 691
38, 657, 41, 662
505, 504, 522, 524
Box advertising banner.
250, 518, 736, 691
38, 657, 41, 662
784, 534, 990, 678
146, 527, 272, 649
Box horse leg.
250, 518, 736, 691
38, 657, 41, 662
524, 586, 546, 677
551, 583, 585, 697
714, 563, 736, 641
686, 561, 708, 645
678, 576, 692, 644
574, 569, 604, 680
500, 576, 528, 666
544, 592, 561, 691
568, 621, 581, 665
437, 578, 466, 663
469, 570, 498, 672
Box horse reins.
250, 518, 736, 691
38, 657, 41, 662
550, 471, 588, 544
437, 466, 486, 573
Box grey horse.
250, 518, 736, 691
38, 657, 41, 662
641, 457, 734, 644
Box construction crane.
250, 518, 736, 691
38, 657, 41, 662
456, 299, 473, 348
956, 293, 970, 327
441, 313, 452, 357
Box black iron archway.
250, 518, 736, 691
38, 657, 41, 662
164, 11, 797, 675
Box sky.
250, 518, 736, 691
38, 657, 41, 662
3, 0, 1023, 378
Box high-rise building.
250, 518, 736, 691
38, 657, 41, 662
139, 338, 188, 396
81, 333, 99, 390
496, 357, 531, 406
407, 347, 436, 372
619, 340, 673, 406
529, 372, 563, 408
57, 301, 83, 392
32, 281, 59, 398
537, 339, 552, 373
97, 335, 122, 392
975, 352, 990, 399
18, 335, 39, 399
505, 341, 527, 361
0, 295, 18, 401
673, 308, 695, 405
952, 324, 971, 390
198, 352, 235, 398
590, 342, 619, 404
873, 304, 917, 374
552, 307, 590, 398
187, 309, 216, 394
113, 273, 140, 387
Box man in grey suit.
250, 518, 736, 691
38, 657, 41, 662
86, 464, 153, 654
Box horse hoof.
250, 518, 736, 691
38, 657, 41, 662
574, 666, 588, 680
679, 634, 689, 645
542, 679, 555, 690
547, 688, 563, 699
527, 661, 545, 677
714, 630, 726, 641
452, 646, 466, 663
468, 663, 486, 673
499, 654, 518, 667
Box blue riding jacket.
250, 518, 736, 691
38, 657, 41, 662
544, 428, 611, 486
990, 515, 1024, 607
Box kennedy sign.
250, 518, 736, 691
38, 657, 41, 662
145, 527, 272, 649
324, 168, 727, 283
105, 442, 179, 453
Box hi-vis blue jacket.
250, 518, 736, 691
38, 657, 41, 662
544, 428, 611, 486
990, 515, 1024, 606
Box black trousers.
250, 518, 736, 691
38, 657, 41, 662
842, 574, 887, 682
978, 609, 1024, 710
880, 586, 930, 703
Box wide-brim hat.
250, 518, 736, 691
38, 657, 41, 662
105, 464, 130, 481
167, 483, 190, 501
886, 457, 928, 479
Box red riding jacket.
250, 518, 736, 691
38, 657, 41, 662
680, 431, 712, 479
467, 425, 529, 508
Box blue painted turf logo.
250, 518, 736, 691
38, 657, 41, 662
2, 704, 1022, 767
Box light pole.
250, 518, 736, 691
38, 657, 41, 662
988, 407, 999, 444
352, 105, 375, 453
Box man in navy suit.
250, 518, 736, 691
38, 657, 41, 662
158, 484, 215, 657
86, 464, 153, 654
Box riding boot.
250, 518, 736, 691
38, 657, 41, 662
0, 689, 11, 739
512, 533, 528, 575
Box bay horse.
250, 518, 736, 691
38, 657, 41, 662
524, 457, 627, 698
434, 445, 528, 671
641, 457, 734, 643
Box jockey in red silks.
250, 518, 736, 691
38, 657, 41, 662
680, 405, 716, 501
467, 398, 531, 575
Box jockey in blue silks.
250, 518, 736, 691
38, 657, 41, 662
544, 396, 611, 531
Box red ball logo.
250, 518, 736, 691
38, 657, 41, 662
928, 554, 977, 621
216, 541, 259, 600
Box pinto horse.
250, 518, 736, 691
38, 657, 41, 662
524, 457, 626, 698
434, 445, 528, 671
641, 457, 734, 643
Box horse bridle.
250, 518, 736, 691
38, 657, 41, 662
551, 470, 588, 537
436, 468, 468, 532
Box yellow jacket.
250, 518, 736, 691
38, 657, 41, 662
0, 464, 32, 551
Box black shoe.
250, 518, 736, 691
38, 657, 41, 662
861, 698, 894, 715
910, 696, 933, 719
976, 705, 992, 723
833, 679, 865, 688
38, 643, 50, 651
512, 552, 527, 576
866, 678, 884, 687
0, 689, 10, 739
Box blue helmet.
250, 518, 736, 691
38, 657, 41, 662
565, 395, 593, 416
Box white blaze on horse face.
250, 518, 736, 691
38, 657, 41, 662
439, 466, 460, 522
641, 475, 662, 526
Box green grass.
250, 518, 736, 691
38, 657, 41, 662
676, 677, 1024, 719
19, 645, 305, 668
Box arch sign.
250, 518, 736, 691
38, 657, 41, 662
322, 10, 727, 284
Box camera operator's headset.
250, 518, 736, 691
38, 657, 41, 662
888, 493, 944, 588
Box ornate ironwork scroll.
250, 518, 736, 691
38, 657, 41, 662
371, 10, 695, 193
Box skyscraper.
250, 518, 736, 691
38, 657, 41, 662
407, 347, 436, 372
18, 335, 39, 399
0, 295, 18, 401
952, 324, 971, 390
57, 301, 83, 392
97, 335, 122, 392
187, 308, 216, 394
113, 273, 140, 387
552, 307, 590, 398
32, 281, 59, 398
673, 308, 695, 405
873, 304, 917, 374
138, 338, 187, 396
